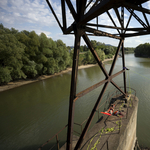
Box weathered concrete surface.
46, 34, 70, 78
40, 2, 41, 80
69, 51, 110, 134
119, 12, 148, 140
59, 94, 138, 150
79, 94, 138, 150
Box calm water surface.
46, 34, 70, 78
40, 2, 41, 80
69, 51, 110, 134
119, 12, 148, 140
0, 54, 150, 149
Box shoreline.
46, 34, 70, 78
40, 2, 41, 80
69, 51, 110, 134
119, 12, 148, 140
0, 58, 113, 92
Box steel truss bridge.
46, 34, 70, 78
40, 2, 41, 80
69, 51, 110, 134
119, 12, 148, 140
45, 0, 150, 149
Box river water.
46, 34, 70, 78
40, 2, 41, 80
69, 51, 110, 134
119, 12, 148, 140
0, 54, 150, 149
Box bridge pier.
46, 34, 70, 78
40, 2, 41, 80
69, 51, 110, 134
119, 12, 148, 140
59, 94, 138, 150
78, 94, 138, 150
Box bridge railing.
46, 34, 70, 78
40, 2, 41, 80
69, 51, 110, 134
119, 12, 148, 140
38, 87, 136, 150
38, 124, 68, 150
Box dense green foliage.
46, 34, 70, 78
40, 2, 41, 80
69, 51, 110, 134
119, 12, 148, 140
79, 40, 117, 59
0, 24, 134, 84
124, 47, 135, 53
135, 43, 150, 57
81, 40, 117, 64
68, 40, 117, 65
0, 24, 71, 84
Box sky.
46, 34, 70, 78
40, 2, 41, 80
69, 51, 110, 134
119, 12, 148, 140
0, 0, 150, 47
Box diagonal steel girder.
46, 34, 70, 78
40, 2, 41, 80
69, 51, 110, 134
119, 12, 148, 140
74, 82, 109, 150
123, 2, 150, 15
73, 33, 126, 150
126, 7, 148, 28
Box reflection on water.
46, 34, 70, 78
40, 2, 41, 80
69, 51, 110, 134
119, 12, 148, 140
0, 54, 150, 149
117, 53, 150, 69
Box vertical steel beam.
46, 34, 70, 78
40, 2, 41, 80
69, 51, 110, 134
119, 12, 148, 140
61, 0, 67, 31
74, 82, 109, 150
66, 27, 81, 150
96, 17, 98, 30
121, 41, 127, 94
120, 7, 127, 94
121, 6, 124, 33
77, 0, 87, 21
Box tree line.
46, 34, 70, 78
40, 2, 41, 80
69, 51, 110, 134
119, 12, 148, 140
135, 43, 150, 57
0, 24, 71, 84
0, 24, 134, 84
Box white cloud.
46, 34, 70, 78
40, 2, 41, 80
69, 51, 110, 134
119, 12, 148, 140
125, 35, 150, 47
0, 0, 59, 27
144, 1, 150, 9
52, 32, 74, 46
0, 0, 150, 47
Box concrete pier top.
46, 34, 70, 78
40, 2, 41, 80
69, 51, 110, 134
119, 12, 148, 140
80, 94, 138, 150
60, 94, 138, 150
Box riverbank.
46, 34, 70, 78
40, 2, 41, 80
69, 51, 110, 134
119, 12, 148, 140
0, 58, 113, 92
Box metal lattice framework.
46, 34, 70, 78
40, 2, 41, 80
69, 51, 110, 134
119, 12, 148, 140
45, 0, 150, 149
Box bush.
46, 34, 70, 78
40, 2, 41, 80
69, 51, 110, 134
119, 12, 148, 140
0, 67, 12, 84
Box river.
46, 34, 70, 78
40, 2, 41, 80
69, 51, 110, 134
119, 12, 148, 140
0, 53, 150, 149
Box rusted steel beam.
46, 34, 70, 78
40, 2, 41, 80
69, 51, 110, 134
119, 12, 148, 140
124, 2, 150, 15
64, 24, 74, 34
94, 30, 122, 39
75, 79, 107, 102
124, 31, 150, 37
56, 135, 59, 150
121, 6, 124, 30
75, 82, 109, 150
82, 33, 109, 78
125, 27, 149, 31
67, 27, 81, 150
125, 27, 150, 32
61, 0, 67, 30
107, 11, 121, 34
76, 0, 80, 14
77, 0, 87, 22
74, 70, 125, 102
65, 0, 77, 21
85, 26, 122, 39
96, 17, 98, 30
121, 41, 127, 93
126, 7, 148, 28
127, 0, 149, 5
46, 0, 63, 32
109, 39, 123, 76
79, 0, 121, 24
86, 23, 122, 30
